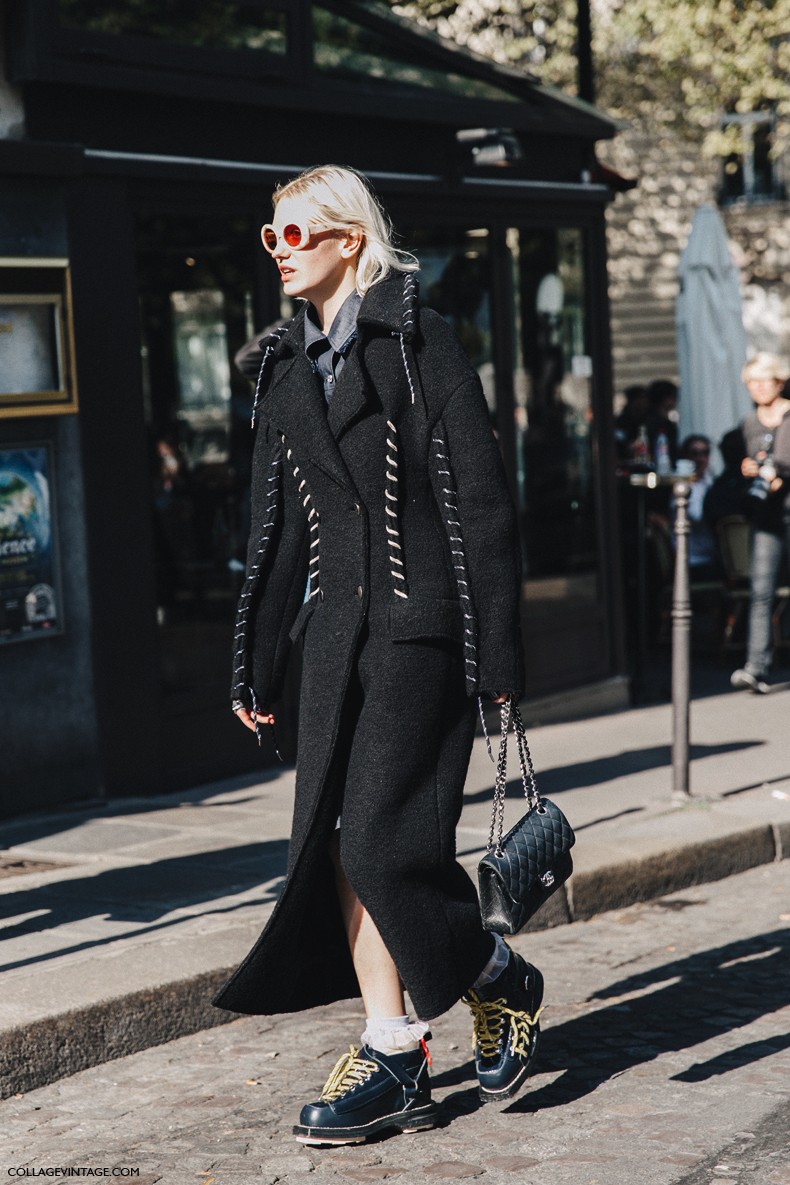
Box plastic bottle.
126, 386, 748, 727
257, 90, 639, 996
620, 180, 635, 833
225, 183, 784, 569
655, 432, 671, 475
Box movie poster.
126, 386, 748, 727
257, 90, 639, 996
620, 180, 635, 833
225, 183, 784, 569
0, 444, 63, 643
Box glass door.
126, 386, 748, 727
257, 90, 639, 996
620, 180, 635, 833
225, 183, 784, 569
408, 226, 497, 420
135, 212, 261, 698
509, 226, 598, 603
405, 219, 610, 695
506, 223, 609, 691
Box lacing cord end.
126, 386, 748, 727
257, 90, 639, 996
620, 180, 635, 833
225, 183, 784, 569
478, 695, 494, 763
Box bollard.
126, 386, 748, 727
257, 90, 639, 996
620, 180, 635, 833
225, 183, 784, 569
671, 478, 692, 799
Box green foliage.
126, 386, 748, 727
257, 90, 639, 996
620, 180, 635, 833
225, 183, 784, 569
596, 0, 790, 153
390, 0, 579, 85
390, 0, 790, 154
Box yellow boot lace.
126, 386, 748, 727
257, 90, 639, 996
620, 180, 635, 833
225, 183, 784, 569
319, 1046, 380, 1103
464, 992, 543, 1060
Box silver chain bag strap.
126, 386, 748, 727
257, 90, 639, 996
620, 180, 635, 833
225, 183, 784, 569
478, 696, 575, 934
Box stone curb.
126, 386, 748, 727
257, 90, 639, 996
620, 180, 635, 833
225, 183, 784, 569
1, 823, 786, 1101
0, 969, 239, 1100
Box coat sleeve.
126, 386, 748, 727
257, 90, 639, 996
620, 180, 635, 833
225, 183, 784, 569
232, 420, 309, 709
439, 375, 525, 697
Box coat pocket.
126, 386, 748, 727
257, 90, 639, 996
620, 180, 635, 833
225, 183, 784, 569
388, 598, 464, 644
288, 599, 316, 643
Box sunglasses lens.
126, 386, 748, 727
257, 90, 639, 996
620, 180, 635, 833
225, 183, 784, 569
283, 224, 304, 248
262, 227, 278, 252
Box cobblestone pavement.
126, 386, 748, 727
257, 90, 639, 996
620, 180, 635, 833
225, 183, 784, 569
1, 862, 788, 1185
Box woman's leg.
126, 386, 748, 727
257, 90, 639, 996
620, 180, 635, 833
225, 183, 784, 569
293, 833, 437, 1146
745, 527, 783, 675
329, 831, 406, 1018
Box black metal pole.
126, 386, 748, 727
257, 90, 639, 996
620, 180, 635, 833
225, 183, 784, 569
577, 0, 595, 103
671, 478, 692, 799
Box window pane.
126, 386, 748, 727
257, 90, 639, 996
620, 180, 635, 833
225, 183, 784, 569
312, 6, 518, 102
58, 1, 287, 55
170, 290, 232, 467
719, 114, 776, 204
509, 226, 598, 603
408, 227, 496, 414
136, 213, 258, 693
753, 121, 774, 197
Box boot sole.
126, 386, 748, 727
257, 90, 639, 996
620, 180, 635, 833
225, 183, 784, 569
293, 1102, 439, 1146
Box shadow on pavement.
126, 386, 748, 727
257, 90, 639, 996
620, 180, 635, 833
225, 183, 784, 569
0, 766, 288, 849
464, 739, 763, 804
499, 927, 790, 1113
0, 839, 288, 967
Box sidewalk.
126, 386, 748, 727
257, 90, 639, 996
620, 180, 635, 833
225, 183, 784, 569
1, 673, 789, 1100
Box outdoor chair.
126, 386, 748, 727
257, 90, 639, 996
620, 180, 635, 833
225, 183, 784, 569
715, 514, 790, 656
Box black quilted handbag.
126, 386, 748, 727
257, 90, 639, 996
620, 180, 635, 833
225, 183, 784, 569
478, 696, 575, 934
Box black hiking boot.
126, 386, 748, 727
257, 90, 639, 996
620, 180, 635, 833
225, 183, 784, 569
462, 950, 544, 1103
293, 1041, 438, 1146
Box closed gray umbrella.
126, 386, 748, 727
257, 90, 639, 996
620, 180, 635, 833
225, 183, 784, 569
676, 204, 751, 456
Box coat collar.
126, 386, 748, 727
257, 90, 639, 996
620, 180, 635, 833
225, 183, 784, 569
256, 272, 420, 493
259, 269, 420, 363
264, 345, 355, 493
356, 270, 419, 343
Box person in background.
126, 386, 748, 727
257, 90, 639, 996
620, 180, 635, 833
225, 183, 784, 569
703, 428, 749, 532
645, 379, 679, 467
731, 353, 790, 694
614, 384, 650, 459
675, 434, 718, 579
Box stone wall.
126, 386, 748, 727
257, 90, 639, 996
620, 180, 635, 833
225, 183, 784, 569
726, 203, 790, 357
599, 129, 790, 402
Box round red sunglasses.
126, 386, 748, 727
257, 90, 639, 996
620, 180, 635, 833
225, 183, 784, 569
260, 221, 311, 254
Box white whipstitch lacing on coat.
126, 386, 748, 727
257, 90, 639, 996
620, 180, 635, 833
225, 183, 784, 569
397, 335, 417, 405
251, 324, 291, 428
231, 444, 283, 742
385, 420, 408, 600
396, 273, 419, 404
282, 435, 321, 601
401, 272, 418, 336
432, 422, 479, 693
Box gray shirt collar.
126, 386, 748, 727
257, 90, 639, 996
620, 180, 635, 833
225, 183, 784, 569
304, 290, 362, 359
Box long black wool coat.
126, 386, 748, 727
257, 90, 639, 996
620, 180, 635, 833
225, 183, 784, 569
213, 271, 524, 1021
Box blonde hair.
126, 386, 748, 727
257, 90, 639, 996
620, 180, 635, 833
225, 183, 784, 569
742, 352, 790, 384
272, 165, 418, 296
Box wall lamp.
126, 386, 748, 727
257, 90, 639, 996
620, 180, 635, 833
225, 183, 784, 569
456, 127, 524, 168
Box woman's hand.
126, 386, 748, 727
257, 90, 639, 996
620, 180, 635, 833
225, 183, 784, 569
492, 693, 508, 704
741, 456, 760, 478
234, 705, 275, 732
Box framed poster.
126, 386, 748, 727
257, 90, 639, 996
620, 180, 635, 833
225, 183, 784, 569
0, 258, 78, 418
0, 443, 64, 643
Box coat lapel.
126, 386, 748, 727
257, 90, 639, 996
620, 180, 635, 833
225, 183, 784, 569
262, 337, 355, 495
326, 344, 369, 441
256, 273, 420, 487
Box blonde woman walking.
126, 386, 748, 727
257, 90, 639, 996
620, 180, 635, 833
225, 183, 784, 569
215, 165, 543, 1144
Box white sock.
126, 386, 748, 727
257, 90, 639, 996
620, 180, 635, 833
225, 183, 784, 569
471, 933, 511, 991
361, 1015, 430, 1055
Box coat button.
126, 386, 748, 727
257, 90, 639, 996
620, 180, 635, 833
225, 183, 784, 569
355, 585, 363, 599
353, 501, 361, 514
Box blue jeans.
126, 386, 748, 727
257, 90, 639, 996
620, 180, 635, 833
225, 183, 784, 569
745, 522, 790, 676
